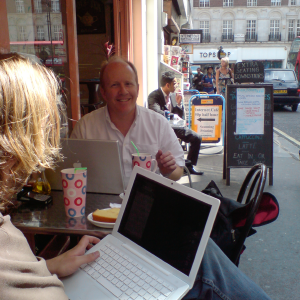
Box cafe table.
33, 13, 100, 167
10, 191, 122, 254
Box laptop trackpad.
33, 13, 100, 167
63, 271, 116, 300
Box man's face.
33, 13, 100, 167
207, 67, 213, 74
100, 62, 139, 117
169, 78, 177, 93
197, 68, 201, 74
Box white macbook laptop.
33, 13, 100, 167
62, 167, 220, 300
45, 139, 125, 194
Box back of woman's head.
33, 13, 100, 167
0, 53, 63, 198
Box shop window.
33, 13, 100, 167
269, 20, 280, 40
18, 26, 26, 41
288, 20, 295, 41
246, 20, 256, 40
37, 25, 45, 41
297, 20, 300, 36
15, 0, 25, 13
271, 0, 281, 6
223, 0, 233, 6
199, 0, 210, 7
51, 0, 60, 12
247, 0, 257, 6
222, 20, 233, 40
291, 0, 296, 4
53, 25, 62, 41
34, 0, 42, 13
199, 21, 210, 42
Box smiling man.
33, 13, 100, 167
71, 57, 184, 186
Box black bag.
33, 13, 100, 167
202, 181, 279, 265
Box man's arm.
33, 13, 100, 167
170, 93, 184, 119
148, 91, 165, 116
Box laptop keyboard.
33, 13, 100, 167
81, 243, 175, 300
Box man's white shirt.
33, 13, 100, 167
71, 105, 185, 187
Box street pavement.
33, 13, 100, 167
178, 131, 300, 300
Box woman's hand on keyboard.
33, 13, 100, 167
46, 235, 101, 278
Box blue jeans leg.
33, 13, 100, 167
183, 238, 272, 300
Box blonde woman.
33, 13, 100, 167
216, 57, 234, 97
0, 53, 100, 299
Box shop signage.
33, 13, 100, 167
234, 61, 264, 83
179, 29, 202, 44
193, 49, 237, 61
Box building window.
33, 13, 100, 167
288, 20, 295, 41
271, 0, 281, 6
37, 26, 45, 41
222, 20, 233, 39
247, 0, 257, 6
51, 0, 60, 12
15, 0, 25, 13
34, 0, 42, 13
199, 21, 210, 42
297, 20, 300, 36
18, 26, 26, 41
246, 20, 256, 40
199, 0, 210, 7
291, 0, 296, 5
53, 25, 62, 40
270, 20, 280, 40
223, 0, 233, 6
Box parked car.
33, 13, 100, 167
264, 69, 300, 112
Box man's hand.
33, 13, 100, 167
156, 150, 183, 181
46, 235, 100, 278
156, 150, 176, 176
175, 93, 182, 106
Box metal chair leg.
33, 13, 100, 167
183, 166, 193, 188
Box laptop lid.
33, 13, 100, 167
45, 139, 125, 194
112, 166, 220, 288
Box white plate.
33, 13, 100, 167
87, 213, 115, 228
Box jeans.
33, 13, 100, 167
183, 239, 272, 300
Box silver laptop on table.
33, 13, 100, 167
62, 167, 220, 300
45, 139, 125, 194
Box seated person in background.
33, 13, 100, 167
202, 66, 215, 94
0, 53, 100, 299
148, 71, 203, 175
71, 57, 185, 186
0, 53, 272, 300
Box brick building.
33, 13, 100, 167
190, 0, 300, 71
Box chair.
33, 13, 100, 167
205, 164, 268, 266
231, 163, 267, 265
80, 101, 104, 116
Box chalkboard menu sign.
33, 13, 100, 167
234, 61, 264, 83
224, 84, 273, 185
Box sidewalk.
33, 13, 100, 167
178, 132, 300, 300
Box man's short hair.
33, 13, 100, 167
100, 56, 138, 89
160, 71, 175, 87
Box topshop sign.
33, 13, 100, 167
194, 49, 237, 61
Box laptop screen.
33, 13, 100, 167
118, 174, 211, 276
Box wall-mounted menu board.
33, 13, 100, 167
224, 84, 273, 185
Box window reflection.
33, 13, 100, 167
7, 0, 65, 83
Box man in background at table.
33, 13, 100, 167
148, 71, 203, 175
71, 57, 184, 187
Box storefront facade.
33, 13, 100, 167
191, 45, 288, 73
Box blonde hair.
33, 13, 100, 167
0, 53, 64, 200
221, 57, 229, 67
